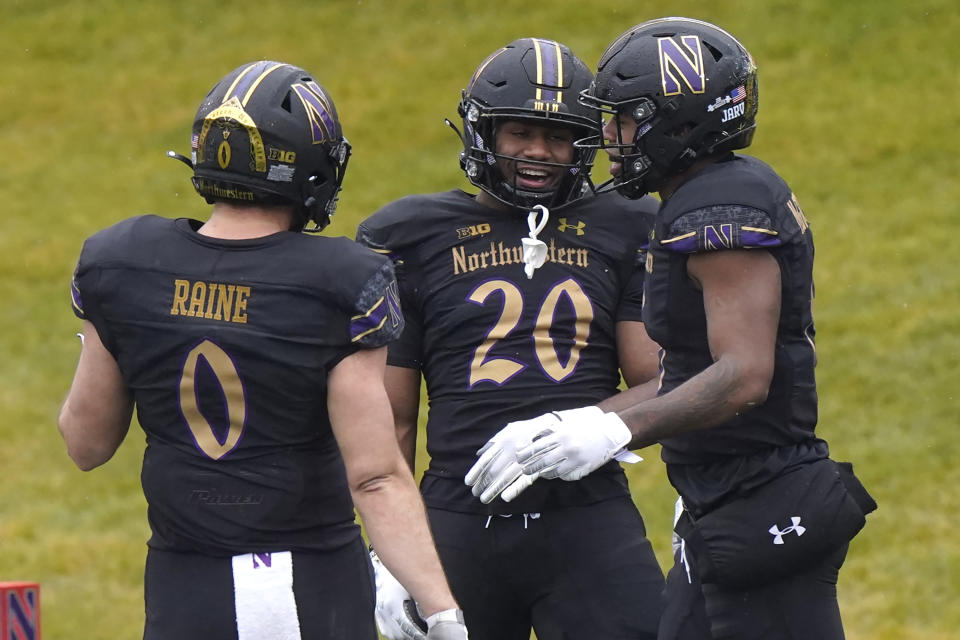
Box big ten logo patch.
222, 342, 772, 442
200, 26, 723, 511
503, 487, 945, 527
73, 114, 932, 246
457, 223, 491, 240
1, 582, 40, 640
268, 148, 296, 163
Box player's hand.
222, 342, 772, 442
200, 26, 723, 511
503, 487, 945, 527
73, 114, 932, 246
425, 609, 469, 640
464, 413, 558, 503
516, 406, 633, 481
369, 548, 428, 640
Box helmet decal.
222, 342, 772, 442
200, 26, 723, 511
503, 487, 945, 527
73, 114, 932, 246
195, 61, 286, 175
658, 36, 706, 95
223, 61, 286, 106
291, 81, 337, 144
531, 38, 563, 109
197, 96, 267, 173
217, 138, 231, 169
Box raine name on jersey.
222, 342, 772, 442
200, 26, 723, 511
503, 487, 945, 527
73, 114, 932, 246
170, 278, 252, 324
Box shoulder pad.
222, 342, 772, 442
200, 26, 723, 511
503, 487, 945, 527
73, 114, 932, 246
349, 259, 404, 347
659, 204, 781, 254
357, 191, 469, 256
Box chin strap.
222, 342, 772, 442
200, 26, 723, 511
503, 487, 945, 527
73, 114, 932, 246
521, 205, 550, 279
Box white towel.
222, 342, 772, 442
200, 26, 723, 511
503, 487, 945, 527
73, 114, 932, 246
232, 551, 303, 640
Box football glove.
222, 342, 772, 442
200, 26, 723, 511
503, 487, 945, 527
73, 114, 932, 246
425, 608, 469, 640
369, 548, 428, 640
516, 406, 636, 482
464, 413, 559, 504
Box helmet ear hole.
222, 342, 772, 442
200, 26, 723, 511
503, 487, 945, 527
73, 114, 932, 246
665, 123, 696, 140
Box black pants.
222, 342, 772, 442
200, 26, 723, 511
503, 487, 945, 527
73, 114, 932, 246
429, 496, 665, 640
143, 538, 377, 640
658, 543, 848, 640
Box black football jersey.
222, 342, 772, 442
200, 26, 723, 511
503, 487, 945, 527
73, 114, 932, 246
71, 215, 403, 555
642, 154, 829, 512
357, 190, 656, 514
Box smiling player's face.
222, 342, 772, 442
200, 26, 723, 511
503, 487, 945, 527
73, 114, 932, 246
494, 119, 575, 193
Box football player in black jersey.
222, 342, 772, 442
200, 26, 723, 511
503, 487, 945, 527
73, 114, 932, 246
356, 39, 664, 640
58, 61, 467, 640
470, 19, 877, 640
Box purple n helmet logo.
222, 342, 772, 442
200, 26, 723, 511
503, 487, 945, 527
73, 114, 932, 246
291, 81, 338, 144
658, 36, 706, 96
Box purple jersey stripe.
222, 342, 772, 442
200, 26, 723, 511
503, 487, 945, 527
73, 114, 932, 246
741, 230, 783, 248
350, 303, 388, 342
70, 278, 85, 317
663, 236, 699, 253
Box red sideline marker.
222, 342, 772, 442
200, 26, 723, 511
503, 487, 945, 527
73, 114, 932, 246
0, 582, 40, 640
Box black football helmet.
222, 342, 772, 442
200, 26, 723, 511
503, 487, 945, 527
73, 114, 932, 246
453, 38, 600, 210
186, 60, 351, 232
579, 17, 758, 198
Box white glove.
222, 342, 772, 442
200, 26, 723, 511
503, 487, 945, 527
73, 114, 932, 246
425, 608, 469, 640
464, 413, 559, 504
369, 548, 428, 640
516, 406, 635, 481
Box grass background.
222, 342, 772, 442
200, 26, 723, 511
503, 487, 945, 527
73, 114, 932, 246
1, 0, 957, 638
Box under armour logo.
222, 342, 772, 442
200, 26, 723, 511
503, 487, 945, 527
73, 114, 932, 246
769, 516, 806, 544
557, 217, 585, 235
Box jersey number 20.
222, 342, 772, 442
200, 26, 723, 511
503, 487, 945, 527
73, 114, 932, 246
468, 277, 593, 387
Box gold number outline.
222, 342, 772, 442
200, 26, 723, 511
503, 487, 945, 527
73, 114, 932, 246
467, 277, 593, 387
467, 280, 525, 387
179, 339, 246, 460
534, 278, 594, 381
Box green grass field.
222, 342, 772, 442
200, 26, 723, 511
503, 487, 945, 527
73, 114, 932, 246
2, 1, 958, 638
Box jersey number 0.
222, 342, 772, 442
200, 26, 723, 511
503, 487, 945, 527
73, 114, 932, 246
179, 339, 246, 460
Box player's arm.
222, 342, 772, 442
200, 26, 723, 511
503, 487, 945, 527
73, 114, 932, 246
602, 320, 661, 412
384, 364, 422, 472
474, 249, 781, 496
328, 346, 458, 619
614, 248, 780, 447
616, 320, 660, 387
57, 320, 133, 471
